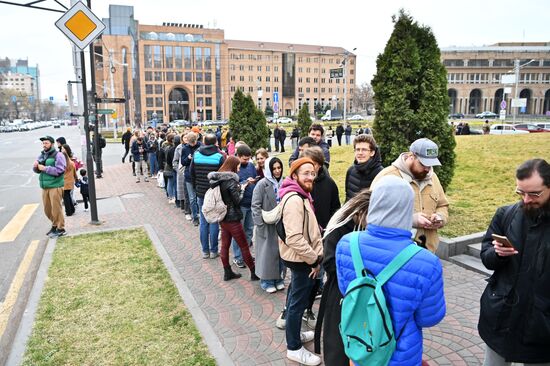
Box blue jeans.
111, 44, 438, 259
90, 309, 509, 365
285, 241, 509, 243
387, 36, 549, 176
166, 175, 176, 199
149, 153, 158, 176
186, 181, 198, 220
197, 196, 219, 254
231, 206, 253, 261
345, 134, 351, 145
285, 267, 315, 350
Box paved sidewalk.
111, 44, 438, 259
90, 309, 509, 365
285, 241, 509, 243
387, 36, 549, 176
65, 163, 488, 365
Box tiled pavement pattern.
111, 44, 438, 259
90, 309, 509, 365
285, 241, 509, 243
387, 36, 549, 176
65, 164, 488, 365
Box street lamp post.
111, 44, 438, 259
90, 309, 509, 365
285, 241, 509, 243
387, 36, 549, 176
512, 58, 536, 124
340, 47, 356, 123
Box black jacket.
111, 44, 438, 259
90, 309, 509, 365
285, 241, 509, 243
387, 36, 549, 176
336, 125, 344, 136
478, 202, 550, 363
344, 149, 383, 202
190, 145, 225, 198
121, 131, 132, 149
311, 167, 340, 232
159, 143, 175, 172
208, 171, 243, 222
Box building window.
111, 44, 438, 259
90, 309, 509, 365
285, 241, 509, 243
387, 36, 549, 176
266, 76, 270, 82
205, 97, 212, 106
306, 78, 310, 83
204, 47, 211, 69
266, 66, 270, 71
196, 72, 203, 82
196, 85, 204, 94
443, 59, 465, 67
144, 45, 152, 68
306, 68, 311, 73
184, 47, 192, 69
266, 86, 271, 92
175, 47, 182, 68
185, 72, 192, 82
248, 65, 253, 71
155, 97, 163, 107
153, 46, 162, 68
230, 64, 235, 70
257, 66, 262, 71
240, 76, 244, 81
239, 65, 244, 71
195, 47, 203, 70
231, 75, 236, 81
231, 86, 236, 92
146, 97, 154, 107
248, 86, 253, 92
257, 76, 262, 82
145, 85, 153, 94
298, 67, 303, 73
306, 87, 310, 93
274, 87, 278, 92
542, 73, 550, 83
249, 76, 253, 82
298, 87, 303, 93
166, 72, 174, 81
321, 88, 325, 93
274, 77, 279, 82
165, 46, 173, 68
274, 66, 279, 72
240, 86, 244, 91
205, 85, 212, 94
175, 72, 183, 81
205, 72, 212, 82
469, 59, 489, 67
154, 72, 162, 81
154, 85, 163, 94
314, 88, 318, 93
298, 77, 303, 83
145, 71, 152, 81
314, 78, 318, 83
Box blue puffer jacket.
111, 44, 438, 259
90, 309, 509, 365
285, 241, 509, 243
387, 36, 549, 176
336, 225, 445, 366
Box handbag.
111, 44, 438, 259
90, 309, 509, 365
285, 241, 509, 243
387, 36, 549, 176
261, 205, 282, 224
157, 172, 165, 188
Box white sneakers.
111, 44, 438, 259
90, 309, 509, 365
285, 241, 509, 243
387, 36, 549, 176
265, 286, 277, 294
300, 331, 314, 343
286, 345, 321, 366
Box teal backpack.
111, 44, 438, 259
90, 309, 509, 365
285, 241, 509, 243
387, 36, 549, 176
340, 232, 421, 366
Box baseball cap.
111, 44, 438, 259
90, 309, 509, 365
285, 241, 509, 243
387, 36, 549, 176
409, 138, 441, 167
39, 136, 55, 143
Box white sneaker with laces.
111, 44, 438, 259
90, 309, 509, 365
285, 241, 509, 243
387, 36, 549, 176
286, 346, 321, 366
300, 331, 315, 343
265, 286, 277, 294
185, 214, 192, 221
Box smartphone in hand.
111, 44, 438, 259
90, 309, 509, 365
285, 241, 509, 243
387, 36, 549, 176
491, 234, 515, 249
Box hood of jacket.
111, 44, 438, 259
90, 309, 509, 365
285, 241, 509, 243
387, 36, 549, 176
264, 157, 284, 188
367, 175, 414, 232
208, 171, 239, 187
279, 176, 314, 208
198, 144, 220, 156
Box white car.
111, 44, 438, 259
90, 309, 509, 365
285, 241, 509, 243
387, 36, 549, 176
489, 124, 529, 135
347, 115, 364, 121
277, 117, 292, 124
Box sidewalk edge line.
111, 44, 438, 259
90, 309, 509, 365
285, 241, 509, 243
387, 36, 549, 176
143, 224, 235, 366
5, 237, 57, 366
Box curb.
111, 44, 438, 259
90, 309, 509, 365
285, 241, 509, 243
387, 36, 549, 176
144, 224, 235, 366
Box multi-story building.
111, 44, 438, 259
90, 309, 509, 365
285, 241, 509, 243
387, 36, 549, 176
95, 5, 356, 126
441, 42, 550, 116
0, 57, 40, 100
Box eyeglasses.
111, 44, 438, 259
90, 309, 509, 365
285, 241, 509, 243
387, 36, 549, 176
515, 188, 546, 198
354, 148, 372, 153
298, 172, 317, 178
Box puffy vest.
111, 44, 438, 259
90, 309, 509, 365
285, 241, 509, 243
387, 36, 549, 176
39, 149, 65, 189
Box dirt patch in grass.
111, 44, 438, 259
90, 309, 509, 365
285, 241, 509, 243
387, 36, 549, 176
23, 228, 215, 366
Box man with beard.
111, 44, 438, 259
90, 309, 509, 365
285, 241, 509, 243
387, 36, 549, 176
33, 136, 67, 238
278, 157, 323, 366
479, 158, 550, 366
371, 138, 448, 252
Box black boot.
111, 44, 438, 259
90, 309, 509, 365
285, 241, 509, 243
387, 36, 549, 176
224, 266, 242, 281
250, 267, 260, 281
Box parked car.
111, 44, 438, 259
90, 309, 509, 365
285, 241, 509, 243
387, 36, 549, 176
536, 123, 550, 132
489, 124, 529, 135
53, 122, 61, 128
347, 114, 364, 121
448, 113, 465, 119
476, 111, 498, 119
169, 119, 190, 127
276, 117, 292, 124
513, 123, 547, 133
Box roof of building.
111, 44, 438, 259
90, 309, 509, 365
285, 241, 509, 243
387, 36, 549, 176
442, 42, 550, 53
225, 39, 352, 55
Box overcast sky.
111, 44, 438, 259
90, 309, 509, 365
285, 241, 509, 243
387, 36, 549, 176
2, 0, 549, 103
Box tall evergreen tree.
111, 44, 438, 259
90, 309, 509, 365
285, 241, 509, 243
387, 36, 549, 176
229, 89, 269, 153
297, 103, 312, 137
372, 10, 456, 189
264, 104, 274, 117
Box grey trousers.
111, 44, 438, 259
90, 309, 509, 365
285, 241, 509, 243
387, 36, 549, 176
484, 345, 550, 366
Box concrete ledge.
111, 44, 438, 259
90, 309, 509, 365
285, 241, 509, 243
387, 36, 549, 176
436, 231, 485, 259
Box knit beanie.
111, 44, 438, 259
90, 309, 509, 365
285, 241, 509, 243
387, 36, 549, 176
367, 175, 414, 231
289, 157, 315, 177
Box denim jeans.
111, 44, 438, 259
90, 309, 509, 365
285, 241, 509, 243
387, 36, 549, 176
166, 175, 176, 199
149, 153, 158, 176
345, 134, 351, 145
232, 206, 253, 261
186, 181, 198, 220
197, 196, 219, 254
285, 267, 315, 350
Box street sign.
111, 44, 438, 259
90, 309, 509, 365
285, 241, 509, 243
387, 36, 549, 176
273, 92, 279, 103
511, 98, 527, 108
500, 100, 507, 110
330, 68, 344, 79
273, 102, 279, 113
11, 96, 16, 103
95, 97, 126, 103
499, 109, 506, 120
504, 87, 512, 94
501, 75, 516, 84
49, 96, 54, 101
97, 109, 115, 114
112, 112, 118, 119
55, 1, 106, 51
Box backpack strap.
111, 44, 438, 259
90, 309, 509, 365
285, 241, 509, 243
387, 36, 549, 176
376, 245, 422, 286
349, 231, 365, 278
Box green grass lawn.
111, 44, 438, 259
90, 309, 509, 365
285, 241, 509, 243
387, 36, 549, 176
277, 133, 549, 238
23, 229, 215, 366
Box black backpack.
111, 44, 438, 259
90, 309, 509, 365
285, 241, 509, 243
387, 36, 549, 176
276, 194, 307, 244
99, 136, 107, 148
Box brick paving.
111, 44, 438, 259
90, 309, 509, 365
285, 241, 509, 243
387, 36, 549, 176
65, 163, 488, 365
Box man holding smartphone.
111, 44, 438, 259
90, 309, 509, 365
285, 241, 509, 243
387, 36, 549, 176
371, 138, 449, 253
479, 158, 550, 366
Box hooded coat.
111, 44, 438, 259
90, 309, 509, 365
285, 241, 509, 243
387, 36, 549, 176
345, 147, 384, 201
208, 171, 243, 222
251, 157, 284, 279
336, 176, 446, 366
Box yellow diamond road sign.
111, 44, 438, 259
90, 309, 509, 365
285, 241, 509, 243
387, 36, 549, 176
55, 1, 105, 50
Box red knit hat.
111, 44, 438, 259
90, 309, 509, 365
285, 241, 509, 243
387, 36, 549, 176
289, 157, 315, 177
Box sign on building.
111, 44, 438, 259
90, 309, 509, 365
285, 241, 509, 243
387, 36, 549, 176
330, 68, 344, 79
501, 74, 516, 84
511, 98, 527, 108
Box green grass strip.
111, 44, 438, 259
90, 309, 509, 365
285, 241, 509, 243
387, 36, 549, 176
23, 229, 215, 366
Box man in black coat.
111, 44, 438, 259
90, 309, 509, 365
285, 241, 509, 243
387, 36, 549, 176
278, 126, 287, 153
273, 125, 280, 152
121, 127, 133, 163
344, 134, 383, 201
335, 123, 344, 146
479, 158, 550, 365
